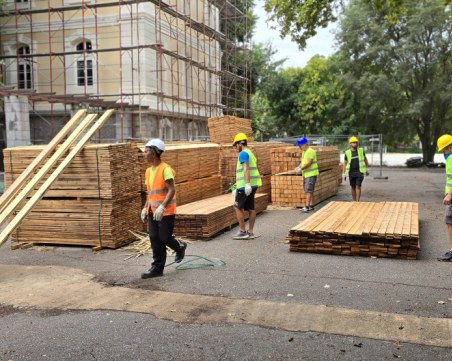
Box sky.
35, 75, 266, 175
252, 0, 338, 68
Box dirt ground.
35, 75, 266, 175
0, 167, 451, 360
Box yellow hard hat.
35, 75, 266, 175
349, 136, 359, 144
437, 134, 452, 152
233, 133, 248, 145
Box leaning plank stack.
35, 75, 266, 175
271, 146, 341, 207
287, 201, 419, 259
174, 193, 268, 239
137, 142, 222, 206
207, 115, 254, 144
3, 143, 143, 248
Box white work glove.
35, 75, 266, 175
295, 166, 302, 175
153, 205, 165, 222
245, 183, 252, 196
141, 207, 147, 223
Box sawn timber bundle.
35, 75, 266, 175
174, 193, 268, 239
287, 201, 419, 260
207, 115, 254, 144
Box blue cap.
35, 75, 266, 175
297, 137, 308, 146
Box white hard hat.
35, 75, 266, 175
145, 138, 165, 151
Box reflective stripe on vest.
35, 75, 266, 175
446, 156, 452, 195
345, 148, 367, 174
236, 149, 262, 188
145, 161, 176, 216
301, 148, 319, 178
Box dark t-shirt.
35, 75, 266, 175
345, 150, 365, 176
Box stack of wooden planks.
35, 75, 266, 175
174, 193, 268, 239
271, 169, 339, 207
4, 143, 143, 248
137, 142, 222, 206
287, 201, 419, 259
219, 142, 287, 199
207, 115, 254, 144
270, 146, 341, 207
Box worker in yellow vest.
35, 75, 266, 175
343, 136, 369, 202
232, 133, 262, 239
140, 139, 187, 278
437, 134, 452, 262
295, 137, 319, 213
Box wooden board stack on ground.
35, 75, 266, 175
174, 193, 268, 239
287, 201, 419, 259
207, 115, 254, 144
219, 142, 287, 200
137, 142, 222, 206
4, 143, 143, 248
270, 146, 341, 207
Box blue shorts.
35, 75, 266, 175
303, 176, 317, 193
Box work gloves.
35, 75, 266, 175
153, 204, 165, 222
295, 166, 302, 175
141, 207, 147, 223
245, 183, 252, 196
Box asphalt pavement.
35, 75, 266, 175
0, 167, 451, 360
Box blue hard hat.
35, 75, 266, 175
297, 137, 308, 146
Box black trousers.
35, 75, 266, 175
148, 214, 181, 271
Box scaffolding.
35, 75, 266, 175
0, 0, 251, 147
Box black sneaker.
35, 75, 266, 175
437, 251, 452, 262
141, 267, 163, 279
300, 206, 310, 213
308, 206, 315, 212
174, 242, 187, 263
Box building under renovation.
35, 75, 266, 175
0, 0, 251, 162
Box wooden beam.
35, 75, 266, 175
0, 109, 115, 248
0, 109, 87, 214
0, 113, 97, 226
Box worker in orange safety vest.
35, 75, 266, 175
140, 138, 187, 278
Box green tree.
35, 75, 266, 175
336, 0, 452, 162
263, 0, 451, 49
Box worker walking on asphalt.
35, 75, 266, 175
232, 133, 262, 240
343, 136, 369, 202
295, 137, 319, 213
437, 134, 452, 262
140, 139, 187, 278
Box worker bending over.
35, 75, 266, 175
295, 137, 319, 213
232, 133, 262, 240
437, 134, 452, 262
343, 136, 369, 202
140, 139, 187, 278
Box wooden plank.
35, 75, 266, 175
0, 109, 114, 248
0, 113, 97, 226
0, 109, 87, 214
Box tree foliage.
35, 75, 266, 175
336, 0, 452, 162
263, 0, 451, 49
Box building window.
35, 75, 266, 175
17, 46, 32, 89
76, 40, 93, 86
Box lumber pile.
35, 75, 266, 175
207, 115, 254, 144
4, 143, 143, 248
219, 142, 287, 194
287, 201, 419, 259
174, 193, 268, 239
271, 169, 339, 207
137, 142, 221, 206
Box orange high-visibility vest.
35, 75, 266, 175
145, 161, 176, 216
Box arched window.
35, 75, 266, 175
76, 40, 93, 86
17, 45, 32, 89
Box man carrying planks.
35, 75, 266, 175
295, 137, 319, 213
343, 136, 369, 202
437, 134, 452, 262
232, 133, 262, 239
140, 139, 187, 278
